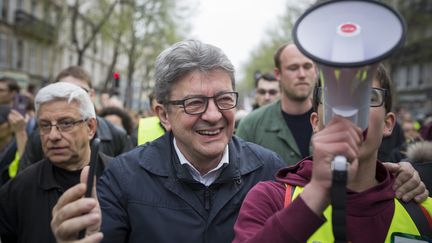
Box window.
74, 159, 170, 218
0, 34, 7, 66
31, 0, 37, 16
42, 48, 49, 77
29, 43, 37, 73
419, 64, 424, 86
17, 0, 23, 10
15, 40, 23, 69
0, 0, 3, 19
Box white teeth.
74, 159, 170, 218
198, 129, 220, 135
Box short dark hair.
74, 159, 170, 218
99, 106, 134, 135
255, 72, 277, 88
0, 77, 20, 93
154, 40, 235, 106
54, 66, 92, 88
312, 64, 393, 113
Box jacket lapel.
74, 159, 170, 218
267, 102, 301, 157
206, 140, 249, 224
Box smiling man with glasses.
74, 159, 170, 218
51, 40, 285, 243
0, 82, 99, 243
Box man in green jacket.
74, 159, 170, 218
237, 43, 316, 165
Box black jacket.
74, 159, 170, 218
0, 157, 105, 243
18, 116, 133, 172
98, 132, 285, 243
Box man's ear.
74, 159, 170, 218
310, 111, 320, 133
87, 117, 98, 139
273, 68, 281, 81
383, 112, 396, 137
155, 104, 171, 131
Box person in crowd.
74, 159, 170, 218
0, 82, 102, 243
51, 41, 428, 243
420, 116, 432, 141
99, 106, 134, 136
402, 119, 422, 143
18, 66, 133, 172
236, 43, 316, 165
0, 77, 35, 183
134, 91, 166, 145
406, 140, 432, 196
389, 119, 423, 162
252, 72, 280, 110
0, 77, 20, 106
233, 64, 431, 243
0, 106, 29, 186
51, 39, 286, 243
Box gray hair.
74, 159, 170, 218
154, 40, 236, 105
35, 82, 96, 119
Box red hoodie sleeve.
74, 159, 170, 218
233, 181, 326, 243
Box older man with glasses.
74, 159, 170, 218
51, 40, 286, 243
0, 82, 100, 243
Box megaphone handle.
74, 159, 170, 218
331, 155, 348, 243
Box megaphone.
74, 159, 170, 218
292, 1, 406, 241
293, 0, 405, 130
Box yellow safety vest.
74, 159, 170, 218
137, 116, 165, 145
8, 151, 19, 178
284, 185, 432, 242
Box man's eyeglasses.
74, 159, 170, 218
256, 89, 279, 96
166, 91, 238, 115
316, 87, 387, 107
39, 119, 88, 134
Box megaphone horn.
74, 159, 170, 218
293, 0, 405, 129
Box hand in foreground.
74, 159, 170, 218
303, 116, 362, 215
51, 166, 103, 243
383, 162, 428, 203
8, 109, 27, 133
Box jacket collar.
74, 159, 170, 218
264, 100, 301, 156
95, 116, 113, 141
138, 132, 261, 182
38, 159, 62, 191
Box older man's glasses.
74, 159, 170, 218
317, 87, 387, 107
39, 119, 88, 134
167, 91, 238, 115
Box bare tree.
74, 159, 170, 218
70, 0, 119, 65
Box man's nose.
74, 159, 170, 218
201, 99, 222, 121
47, 125, 62, 139
298, 67, 306, 77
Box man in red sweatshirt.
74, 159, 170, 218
233, 64, 432, 243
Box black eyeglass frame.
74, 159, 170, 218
166, 91, 239, 115
316, 87, 388, 107
39, 119, 88, 134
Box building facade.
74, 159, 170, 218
0, 0, 127, 95
387, 0, 432, 118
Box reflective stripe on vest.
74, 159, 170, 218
284, 185, 432, 242
8, 151, 19, 178
137, 116, 165, 145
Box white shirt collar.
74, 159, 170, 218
173, 138, 229, 186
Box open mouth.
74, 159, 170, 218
197, 128, 222, 136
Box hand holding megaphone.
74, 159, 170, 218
293, 0, 406, 241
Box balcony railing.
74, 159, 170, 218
14, 9, 57, 43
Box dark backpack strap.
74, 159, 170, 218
398, 199, 432, 239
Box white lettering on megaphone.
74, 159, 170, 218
337, 23, 361, 37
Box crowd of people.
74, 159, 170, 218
0, 39, 430, 243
